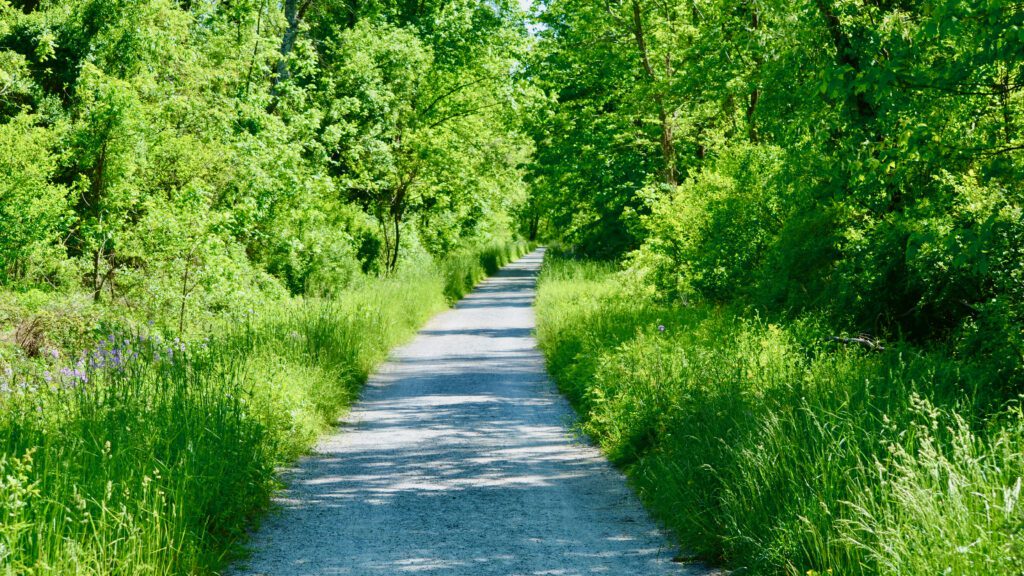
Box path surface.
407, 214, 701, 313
234, 249, 710, 576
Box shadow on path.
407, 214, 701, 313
233, 249, 715, 576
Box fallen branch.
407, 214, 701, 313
828, 335, 886, 352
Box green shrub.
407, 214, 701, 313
630, 143, 785, 302
629, 147, 1024, 394
0, 115, 72, 286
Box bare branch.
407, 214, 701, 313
426, 102, 503, 130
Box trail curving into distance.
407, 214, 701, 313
233, 249, 713, 576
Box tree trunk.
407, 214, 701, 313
244, 8, 264, 98
1000, 66, 1016, 144
92, 241, 103, 302
385, 178, 410, 274
388, 213, 401, 273
813, 0, 875, 123
746, 87, 760, 142
630, 0, 678, 185
746, 6, 761, 143
656, 106, 677, 185
270, 0, 314, 102
379, 216, 394, 274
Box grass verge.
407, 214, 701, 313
0, 242, 529, 575
440, 240, 533, 303
535, 256, 1024, 576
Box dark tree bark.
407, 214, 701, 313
999, 67, 1017, 144
813, 0, 876, 123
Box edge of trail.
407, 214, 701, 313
232, 248, 720, 576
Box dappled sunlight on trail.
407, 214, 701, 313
233, 250, 711, 576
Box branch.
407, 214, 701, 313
630, 0, 657, 79
828, 335, 885, 352
426, 102, 502, 130
417, 76, 495, 120
604, 0, 627, 26
975, 143, 1024, 157
895, 75, 1023, 97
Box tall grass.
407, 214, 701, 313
0, 242, 526, 575
439, 241, 533, 302
535, 257, 1024, 576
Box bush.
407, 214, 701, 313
630, 148, 1024, 395
630, 143, 785, 302
0, 115, 72, 286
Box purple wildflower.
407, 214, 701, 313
657, 324, 666, 333
60, 366, 88, 386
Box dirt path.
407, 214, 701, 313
232, 249, 710, 575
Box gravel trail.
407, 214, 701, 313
233, 249, 712, 576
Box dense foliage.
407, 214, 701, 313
1, 0, 533, 572
526, 0, 1024, 381
4, 0, 1024, 573
537, 257, 1024, 576
528, 2, 1024, 572
0, 0, 533, 310
0, 241, 530, 574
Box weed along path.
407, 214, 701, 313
234, 249, 708, 576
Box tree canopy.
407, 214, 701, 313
2, 0, 1022, 379
0, 0, 534, 323
525, 0, 1024, 384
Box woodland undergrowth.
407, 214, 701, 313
536, 256, 1024, 576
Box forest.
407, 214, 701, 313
1, 0, 1023, 574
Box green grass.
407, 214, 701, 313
440, 240, 533, 302
0, 242, 527, 575
535, 256, 1024, 576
